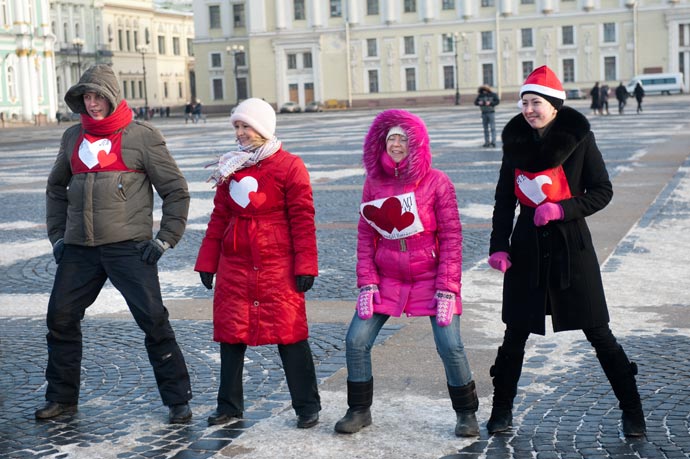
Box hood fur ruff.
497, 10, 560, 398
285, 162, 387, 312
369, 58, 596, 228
363, 109, 431, 183
501, 106, 591, 171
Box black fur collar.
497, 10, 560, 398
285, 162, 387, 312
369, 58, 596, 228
501, 106, 591, 171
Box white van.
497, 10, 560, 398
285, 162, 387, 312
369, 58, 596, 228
626, 73, 685, 96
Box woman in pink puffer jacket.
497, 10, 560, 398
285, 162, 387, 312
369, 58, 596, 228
334, 109, 478, 437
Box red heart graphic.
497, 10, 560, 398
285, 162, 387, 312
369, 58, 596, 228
362, 197, 415, 233
248, 191, 267, 208
97, 149, 117, 167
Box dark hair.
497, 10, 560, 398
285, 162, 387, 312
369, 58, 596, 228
522, 90, 563, 110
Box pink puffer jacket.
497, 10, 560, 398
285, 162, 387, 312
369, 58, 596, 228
356, 109, 462, 317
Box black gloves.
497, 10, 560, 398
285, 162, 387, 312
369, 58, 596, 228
52, 239, 65, 264
296, 275, 315, 293
136, 239, 169, 265
199, 272, 214, 290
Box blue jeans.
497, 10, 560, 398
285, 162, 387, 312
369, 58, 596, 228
345, 312, 473, 387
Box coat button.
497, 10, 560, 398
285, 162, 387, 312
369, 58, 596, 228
542, 230, 550, 237
253, 301, 259, 307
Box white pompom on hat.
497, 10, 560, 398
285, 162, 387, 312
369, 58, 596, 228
386, 126, 407, 140
519, 65, 566, 104
229, 98, 276, 139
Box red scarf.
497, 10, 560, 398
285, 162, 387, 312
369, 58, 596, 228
72, 100, 139, 174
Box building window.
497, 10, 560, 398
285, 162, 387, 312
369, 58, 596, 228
562, 58, 575, 83
481, 31, 493, 50
330, 0, 342, 17
481, 0, 495, 6
304, 52, 312, 68
367, 0, 379, 15
118, 29, 123, 51
482, 63, 494, 86
603, 23, 616, 43
187, 39, 194, 56
366, 38, 377, 57
442, 0, 454, 10
233, 4, 245, 27
368, 69, 379, 93
7, 66, 16, 100
123, 80, 128, 99
134, 30, 139, 49
209, 5, 221, 29
212, 78, 223, 100
404, 0, 416, 13
443, 65, 454, 89
405, 68, 416, 91
404, 36, 415, 55
157, 35, 166, 54
178, 82, 183, 98
442, 34, 453, 53
235, 51, 246, 67
294, 0, 306, 20
173, 37, 180, 56
522, 61, 534, 80
521, 28, 533, 48
237, 78, 248, 100
210, 52, 221, 68
521, 0, 535, 4
604, 56, 616, 81
126, 30, 131, 51
131, 81, 135, 98
164, 82, 169, 98
138, 81, 143, 98
287, 53, 297, 69
562, 25, 574, 46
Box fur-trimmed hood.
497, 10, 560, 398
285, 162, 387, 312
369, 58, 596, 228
362, 109, 431, 183
501, 106, 591, 171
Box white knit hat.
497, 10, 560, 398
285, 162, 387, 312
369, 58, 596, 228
386, 126, 406, 140
230, 98, 276, 139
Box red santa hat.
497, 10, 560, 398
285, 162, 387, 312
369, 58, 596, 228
519, 65, 566, 106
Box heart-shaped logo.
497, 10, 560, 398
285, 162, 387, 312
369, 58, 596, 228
516, 174, 552, 205
362, 197, 415, 234
78, 138, 113, 169
248, 191, 267, 208
229, 176, 259, 208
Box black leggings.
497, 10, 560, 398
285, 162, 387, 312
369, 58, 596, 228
502, 325, 620, 355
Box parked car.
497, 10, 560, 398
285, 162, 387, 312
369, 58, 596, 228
305, 101, 323, 112
279, 101, 302, 113
565, 88, 585, 100
625, 73, 685, 96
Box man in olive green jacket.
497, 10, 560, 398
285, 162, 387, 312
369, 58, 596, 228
37, 64, 193, 424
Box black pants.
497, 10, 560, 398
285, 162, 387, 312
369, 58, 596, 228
501, 325, 621, 355
44, 242, 192, 406
217, 340, 321, 417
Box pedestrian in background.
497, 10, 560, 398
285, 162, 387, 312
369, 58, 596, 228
615, 81, 629, 114
39, 64, 193, 424
590, 81, 601, 115
192, 99, 204, 123
474, 84, 500, 147
195, 98, 321, 429
486, 65, 646, 437
600, 83, 610, 115
184, 101, 193, 124
334, 109, 479, 438
634, 82, 645, 114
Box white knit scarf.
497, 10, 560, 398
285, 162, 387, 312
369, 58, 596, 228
207, 136, 281, 186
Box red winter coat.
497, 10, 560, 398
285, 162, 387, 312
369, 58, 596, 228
357, 110, 463, 317
195, 148, 318, 345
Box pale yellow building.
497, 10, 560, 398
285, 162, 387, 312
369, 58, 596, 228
193, 0, 689, 112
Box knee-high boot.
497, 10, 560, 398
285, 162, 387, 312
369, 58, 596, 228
596, 345, 646, 437
448, 380, 480, 437
334, 378, 373, 434
486, 346, 524, 434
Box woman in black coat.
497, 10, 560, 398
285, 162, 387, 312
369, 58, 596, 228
486, 66, 645, 437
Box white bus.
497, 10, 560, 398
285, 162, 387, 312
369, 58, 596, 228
626, 73, 685, 96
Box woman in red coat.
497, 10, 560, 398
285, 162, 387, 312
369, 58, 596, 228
195, 98, 320, 429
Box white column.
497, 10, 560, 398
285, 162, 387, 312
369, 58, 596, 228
310, 0, 322, 28
247, 0, 267, 32
461, 0, 472, 20
383, 0, 396, 24
499, 0, 513, 16
346, 0, 359, 24
422, 0, 434, 22
275, 0, 286, 30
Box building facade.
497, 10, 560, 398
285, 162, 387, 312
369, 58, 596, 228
0, 0, 58, 123
192, 0, 690, 111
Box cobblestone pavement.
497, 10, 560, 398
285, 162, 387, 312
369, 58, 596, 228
1, 98, 690, 458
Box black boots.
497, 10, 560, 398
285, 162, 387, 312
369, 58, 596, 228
486, 346, 524, 434
334, 378, 373, 434
35, 401, 78, 419
448, 381, 480, 437
596, 345, 646, 437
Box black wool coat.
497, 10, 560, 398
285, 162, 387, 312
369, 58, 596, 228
490, 106, 613, 335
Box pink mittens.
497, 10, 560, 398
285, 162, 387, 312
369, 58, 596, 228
533, 202, 564, 227
488, 251, 512, 273
433, 290, 456, 327
357, 285, 380, 320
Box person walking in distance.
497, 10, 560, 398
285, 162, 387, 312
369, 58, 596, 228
486, 65, 646, 437
615, 82, 629, 114
590, 81, 601, 115
634, 82, 645, 114
38, 64, 193, 424
474, 84, 500, 148
196, 98, 321, 429
334, 109, 479, 438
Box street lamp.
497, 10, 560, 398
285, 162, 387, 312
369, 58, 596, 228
226, 44, 245, 106
72, 37, 84, 72
453, 32, 466, 106
137, 44, 149, 120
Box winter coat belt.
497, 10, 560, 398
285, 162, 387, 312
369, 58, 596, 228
377, 233, 437, 252
231, 210, 287, 268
